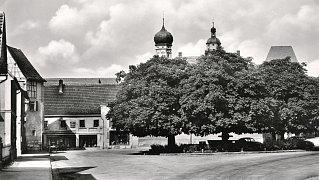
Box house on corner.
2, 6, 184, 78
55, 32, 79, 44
43, 78, 138, 150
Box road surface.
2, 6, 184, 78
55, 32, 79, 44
51, 149, 319, 180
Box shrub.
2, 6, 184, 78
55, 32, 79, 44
149, 144, 209, 153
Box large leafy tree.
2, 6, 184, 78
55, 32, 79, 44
107, 56, 188, 147
258, 58, 319, 139
179, 49, 269, 140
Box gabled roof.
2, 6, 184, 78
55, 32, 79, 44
44, 79, 121, 116
45, 78, 116, 86
266, 46, 298, 62
7, 46, 46, 82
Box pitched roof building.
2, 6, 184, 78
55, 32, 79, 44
43, 78, 136, 149
266, 46, 298, 62
7, 46, 46, 82
44, 79, 120, 116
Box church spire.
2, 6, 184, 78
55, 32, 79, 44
154, 16, 173, 58
205, 19, 221, 54
211, 18, 216, 37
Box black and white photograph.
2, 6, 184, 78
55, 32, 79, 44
1, 0, 319, 179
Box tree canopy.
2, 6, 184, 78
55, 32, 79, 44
107, 56, 188, 146
179, 49, 269, 138
108, 50, 319, 145
257, 58, 319, 138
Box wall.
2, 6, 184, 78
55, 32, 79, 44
25, 81, 44, 151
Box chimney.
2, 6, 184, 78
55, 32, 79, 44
178, 52, 182, 57
237, 50, 240, 56
58, 79, 63, 94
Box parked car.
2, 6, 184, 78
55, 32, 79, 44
236, 137, 265, 151
285, 136, 314, 150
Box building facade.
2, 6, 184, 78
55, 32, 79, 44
0, 13, 45, 167
43, 78, 138, 149
7, 46, 46, 151
0, 12, 29, 165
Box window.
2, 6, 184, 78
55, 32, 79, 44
80, 120, 85, 128
60, 120, 66, 128
27, 81, 37, 98
32, 130, 36, 136
29, 101, 38, 111
70, 121, 76, 128
93, 120, 99, 127
44, 121, 48, 129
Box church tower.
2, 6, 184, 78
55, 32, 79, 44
154, 18, 173, 58
205, 20, 221, 55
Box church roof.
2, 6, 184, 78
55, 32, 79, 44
7, 46, 46, 82
44, 78, 120, 116
266, 46, 298, 62
154, 19, 173, 46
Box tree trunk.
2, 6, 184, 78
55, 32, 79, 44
168, 135, 176, 147
221, 131, 230, 141
271, 132, 276, 141
279, 132, 285, 141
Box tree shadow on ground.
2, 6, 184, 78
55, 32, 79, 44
50, 155, 69, 161
127, 150, 159, 155
52, 166, 96, 180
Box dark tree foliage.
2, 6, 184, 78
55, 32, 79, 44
179, 49, 268, 138
258, 58, 319, 138
107, 56, 188, 146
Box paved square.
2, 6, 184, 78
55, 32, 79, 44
51, 149, 319, 180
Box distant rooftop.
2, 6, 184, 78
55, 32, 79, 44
44, 78, 120, 116
266, 46, 298, 62
45, 78, 117, 86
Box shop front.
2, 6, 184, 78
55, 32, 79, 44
44, 134, 76, 150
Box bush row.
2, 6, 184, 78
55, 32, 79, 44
149, 140, 314, 153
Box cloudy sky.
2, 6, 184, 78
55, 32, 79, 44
1, 0, 319, 78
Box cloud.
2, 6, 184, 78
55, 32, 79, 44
265, 4, 319, 62
306, 59, 319, 77
49, 5, 83, 34
34, 39, 79, 67
49, 0, 111, 36
11, 20, 40, 36
134, 52, 153, 65
73, 64, 126, 78
6, 0, 318, 77
175, 39, 206, 57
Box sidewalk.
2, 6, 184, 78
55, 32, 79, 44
0, 153, 52, 180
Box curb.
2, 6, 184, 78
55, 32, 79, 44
49, 153, 53, 180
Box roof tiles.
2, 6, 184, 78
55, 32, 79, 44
44, 81, 121, 115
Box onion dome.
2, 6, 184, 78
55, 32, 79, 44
206, 22, 221, 46
154, 18, 173, 46
206, 36, 221, 45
